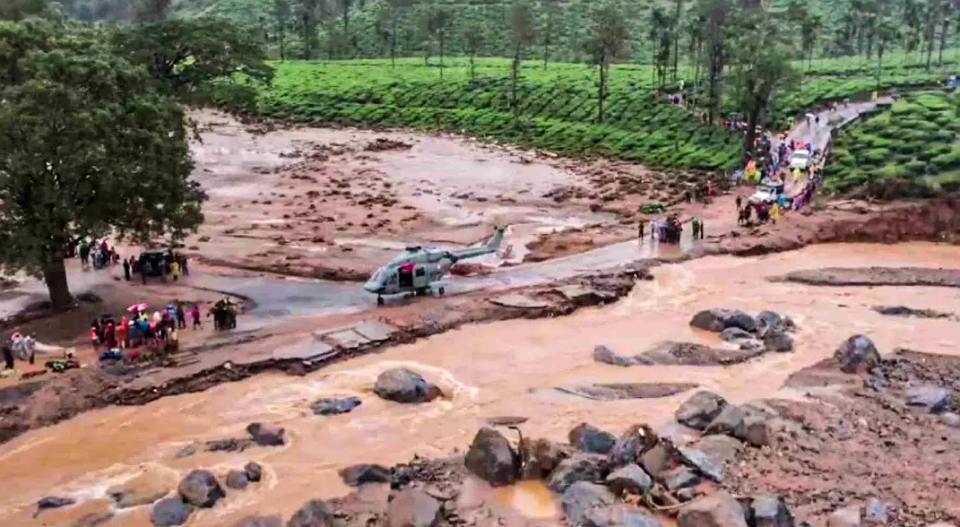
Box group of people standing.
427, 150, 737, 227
92, 302, 204, 360
122, 250, 190, 284
76, 239, 119, 270
638, 215, 705, 244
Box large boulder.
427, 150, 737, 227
226, 469, 251, 490
520, 438, 571, 480
311, 397, 363, 416
835, 335, 881, 374
605, 464, 653, 495
374, 369, 441, 404
233, 517, 283, 527
151, 497, 193, 527
387, 487, 440, 527
755, 311, 790, 336
244, 462, 263, 483
906, 385, 951, 413
691, 435, 745, 467
593, 345, 640, 367
704, 405, 745, 437
676, 391, 728, 430
464, 427, 518, 486
547, 453, 608, 493
177, 470, 225, 508
561, 482, 616, 526
690, 309, 756, 333
677, 446, 724, 482
569, 423, 617, 454
752, 495, 794, 527
677, 492, 748, 527
288, 500, 335, 527
247, 423, 286, 447
763, 330, 795, 353
339, 464, 392, 486
608, 424, 656, 467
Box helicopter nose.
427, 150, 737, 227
363, 281, 381, 293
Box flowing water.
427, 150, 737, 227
4, 243, 960, 526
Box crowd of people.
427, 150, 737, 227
91, 301, 207, 361
69, 239, 190, 286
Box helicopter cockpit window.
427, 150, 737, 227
389, 273, 398, 285
415, 267, 425, 277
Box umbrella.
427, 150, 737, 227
127, 303, 149, 313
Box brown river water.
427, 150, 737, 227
5, 243, 960, 526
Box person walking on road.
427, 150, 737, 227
122, 258, 131, 281
638, 220, 645, 240
190, 304, 202, 330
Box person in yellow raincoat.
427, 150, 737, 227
771, 202, 782, 223
745, 160, 758, 183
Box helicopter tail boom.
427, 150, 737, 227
448, 226, 506, 262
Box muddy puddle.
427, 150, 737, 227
3, 242, 960, 526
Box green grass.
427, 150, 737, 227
239, 59, 742, 170
825, 91, 960, 198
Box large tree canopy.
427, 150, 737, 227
112, 16, 273, 108
0, 19, 204, 309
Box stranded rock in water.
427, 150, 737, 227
374, 368, 442, 403
835, 335, 881, 374
690, 309, 757, 333
151, 497, 193, 527
464, 427, 519, 486
311, 397, 362, 416
247, 423, 286, 447
568, 423, 617, 454
177, 470, 224, 508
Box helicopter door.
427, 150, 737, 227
413, 266, 427, 288
398, 263, 414, 288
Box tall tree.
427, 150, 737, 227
338, 0, 353, 56
541, 0, 559, 69
425, 4, 454, 79
697, 0, 730, 124
0, 20, 204, 309
273, 0, 292, 61
875, 16, 900, 89
649, 6, 671, 89
0, 0, 47, 20
509, 0, 536, 116
299, 0, 319, 59
671, 0, 684, 82
463, 22, 484, 79
585, 0, 630, 124
385, 0, 412, 67
729, 7, 796, 163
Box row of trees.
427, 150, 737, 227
0, 1, 271, 309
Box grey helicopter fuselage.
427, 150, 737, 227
364, 227, 505, 304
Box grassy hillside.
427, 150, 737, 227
242, 58, 743, 170
826, 91, 960, 197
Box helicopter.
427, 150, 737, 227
364, 226, 506, 305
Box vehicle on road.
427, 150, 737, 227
364, 226, 506, 305
789, 149, 811, 170
749, 182, 785, 204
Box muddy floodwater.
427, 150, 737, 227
4, 243, 960, 526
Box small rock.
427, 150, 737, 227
561, 482, 616, 527
36, 496, 75, 516
288, 499, 335, 527
464, 427, 519, 486
374, 368, 441, 404
520, 437, 571, 479
177, 470, 224, 508
226, 469, 250, 490
569, 423, 617, 454
639, 442, 675, 479
658, 465, 700, 492
676, 391, 728, 430
151, 497, 193, 527
906, 385, 950, 413
690, 308, 756, 332
864, 498, 888, 525
835, 335, 881, 374
387, 487, 440, 527
547, 453, 608, 493
310, 397, 362, 416
677, 491, 748, 527
232, 516, 282, 527
763, 330, 794, 353
607, 424, 657, 467
720, 327, 754, 342
740, 411, 772, 447
605, 464, 653, 495
704, 405, 745, 437
593, 345, 639, 367
756, 311, 788, 336
691, 435, 744, 466
587, 506, 663, 527
941, 412, 960, 428
828, 505, 861, 527
678, 446, 724, 482
339, 464, 392, 486
247, 423, 286, 447
244, 462, 263, 483
752, 495, 794, 527
175, 445, 197, 458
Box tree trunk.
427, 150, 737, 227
439, 31, 444, 80
512, 45, 521, 117
279, 26, 285, 61
543, 20, 550, 69
43, 254, 73, 311
470, 54, 475, 79
390, 18, 397, 67
741, 95, 761, 164
597, 51, 607, 124
876, 48, 884, 90
939, 18, 949, 65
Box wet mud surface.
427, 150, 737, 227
775, 266, 960, 288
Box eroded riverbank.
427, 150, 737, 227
3, 242, 960, 526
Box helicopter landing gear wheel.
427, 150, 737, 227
377, 295, 384, 306
438, 286, 445, 296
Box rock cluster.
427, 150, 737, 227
150, 462, 264, 526
691, 308, 796, 354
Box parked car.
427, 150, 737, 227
749, 182, 785, 204
789, 149, 812, 170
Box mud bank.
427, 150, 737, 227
774, 266, 960, 288
0, 264, 649, 446
706, 198, 960, 256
